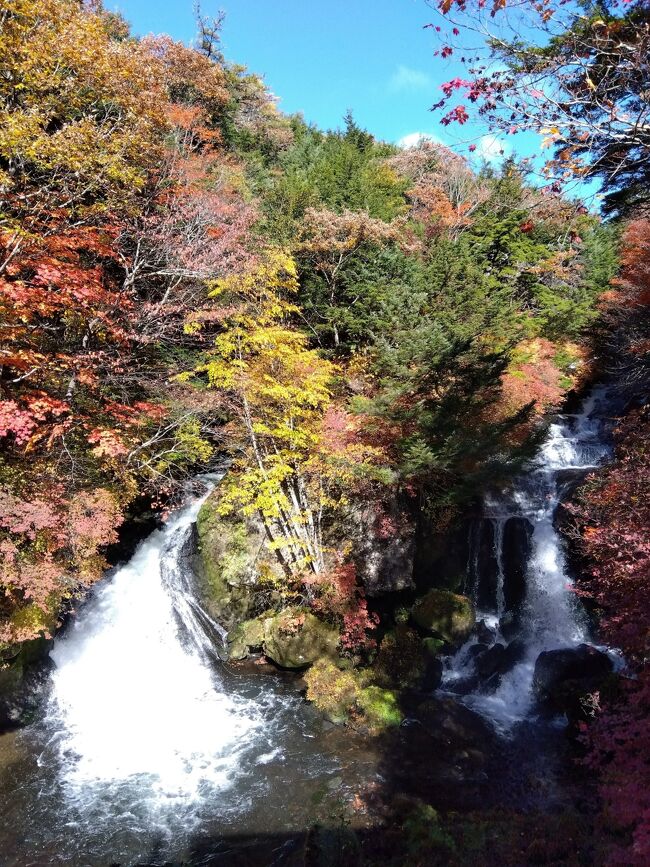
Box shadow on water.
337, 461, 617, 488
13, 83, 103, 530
0, 642, 598, 867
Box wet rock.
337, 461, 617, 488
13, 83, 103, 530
262, 608, 339, 669
499, 610, 522, 641
0, 637, 53, 731
411, 589, 475, 646
501, 638, 527, 670
468, 642, 489, 659
475, 643, 506, 680
533, 644, 614, 712
474, 619, 497, 645
478, 638, 527, 692
502, 517, 534, 613
413, 696, 496, 755
469, 519, 500, 612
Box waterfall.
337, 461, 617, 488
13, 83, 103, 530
444, 386, 615, 728
0, 478, 356, 864
46, 479, 264, 809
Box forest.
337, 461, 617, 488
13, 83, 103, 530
0, 1, 648, 865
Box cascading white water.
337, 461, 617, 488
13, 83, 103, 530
47, 479, 263, 809
0, 479, 369, 864
444, 386, 614, 728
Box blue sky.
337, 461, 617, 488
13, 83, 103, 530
110, 0, 599, 204
111, 0, 515, 160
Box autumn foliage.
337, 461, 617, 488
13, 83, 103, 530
562, 216, 650, 866
0, 1, 259, 643
0, 1, 615, 662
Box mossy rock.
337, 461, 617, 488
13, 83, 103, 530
411, 589, 475, 646
227, 615, 267, 660
305, 658, 361, 723
262, 607, 339, 669
357, 685, 403, 731
194, 491, 283, 629
374, 624, 429, 689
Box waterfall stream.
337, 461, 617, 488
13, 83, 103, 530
0, 480, 372, 866
443, 385, 617, 728
46, 479, 262, 803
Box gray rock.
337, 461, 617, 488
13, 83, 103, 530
353, 498, 416, 596
533, 644, 614, 712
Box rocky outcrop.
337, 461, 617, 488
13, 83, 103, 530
193, 491, 284, 630
469, 519, 500, 612
0, 637, 53, 731
411, 589, 475, 646
414, 517, 474, 595
501, 517, 534, 613
533, 644, 614, 712
352, 497, 416, 596
229, 607, 340, 669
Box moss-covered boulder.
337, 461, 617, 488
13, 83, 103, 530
304, 659, 403, 731
227, 615, 267, 660
194, 491, 283, 629
374, 625, 429, 689
305, 658, 361, 723
357, 685, 403, 731
411, 589, 475, 646
261, 607, 339, 669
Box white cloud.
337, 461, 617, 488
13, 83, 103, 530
397, 131, 445, 149
388, 66, 432, 93
475, 134, 511, 163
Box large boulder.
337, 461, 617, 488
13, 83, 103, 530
0, 636, 53, 731
411, 589, 475, 646
193, 491, 283, 630
533, 644, 614, 712
261, 608, 339, 669
352, 497, 416, 595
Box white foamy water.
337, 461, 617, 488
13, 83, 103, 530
47, 481, 262, 804
0, 482, 373, 865
445, 386, 615, 729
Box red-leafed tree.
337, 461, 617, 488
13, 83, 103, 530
427, 0, 650, 214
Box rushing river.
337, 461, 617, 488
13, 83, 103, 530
0, 483, 377, 866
